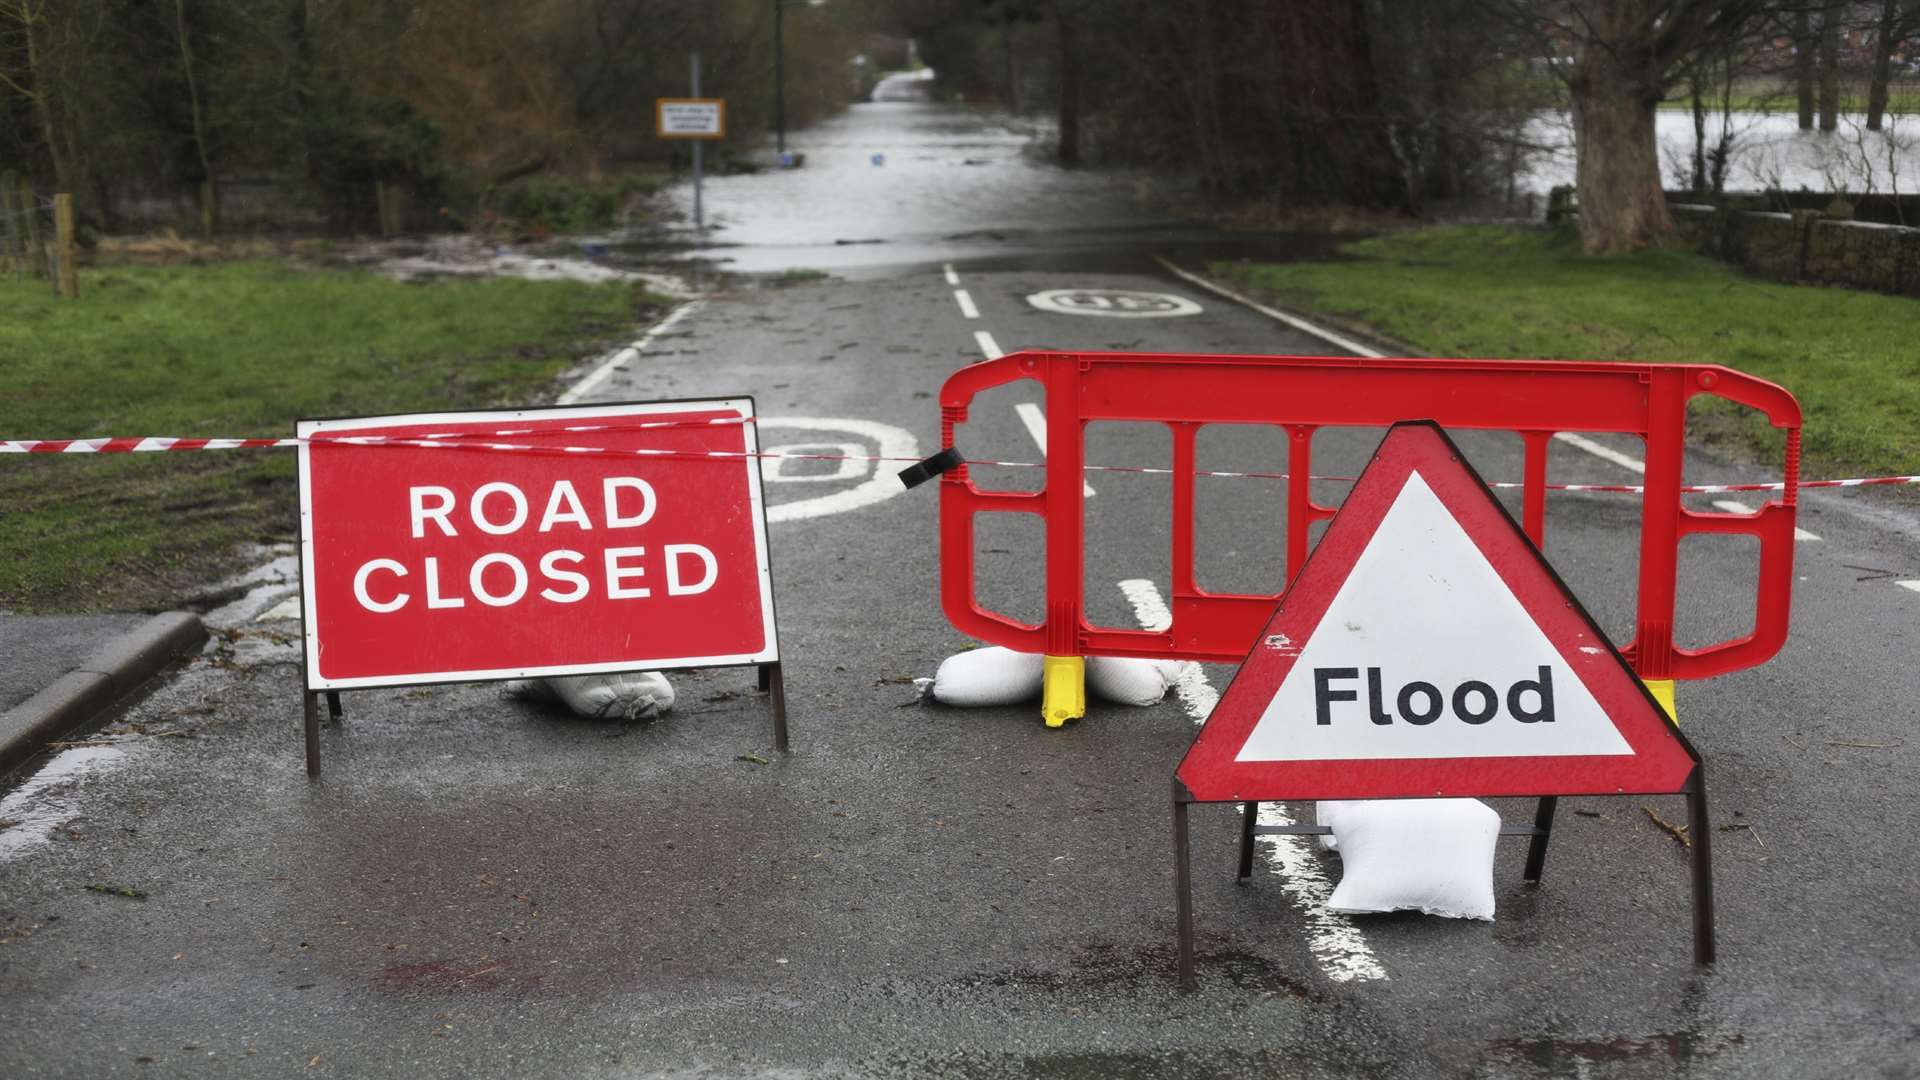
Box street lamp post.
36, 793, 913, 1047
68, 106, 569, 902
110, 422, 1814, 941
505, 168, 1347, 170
775, 0, 785, 155
774, 0, 823, 160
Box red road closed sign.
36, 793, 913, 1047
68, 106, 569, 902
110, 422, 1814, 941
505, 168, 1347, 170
296, 400, 778, 689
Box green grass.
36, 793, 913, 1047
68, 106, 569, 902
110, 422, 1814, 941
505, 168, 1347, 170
1657, 77, 1920, 115
1214, 226, 1920, 480
0, 261, 664, 611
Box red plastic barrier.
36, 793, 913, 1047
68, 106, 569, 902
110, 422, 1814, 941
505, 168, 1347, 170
938, 351, 1800, 682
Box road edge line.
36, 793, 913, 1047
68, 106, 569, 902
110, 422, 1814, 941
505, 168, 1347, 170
559, 300, 705, 406
1152, 255, 1386, 359
1154, 255, 1661, 476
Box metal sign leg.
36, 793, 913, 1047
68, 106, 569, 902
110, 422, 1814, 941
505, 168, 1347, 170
304, 692, 322, 779
1689, 769, 1716, 965
1523, 796, 1558, 883
326, 691, 343, 719
763, 662, 789, 752
1237, 801, 1258, 880
1173, 793, 1196, 990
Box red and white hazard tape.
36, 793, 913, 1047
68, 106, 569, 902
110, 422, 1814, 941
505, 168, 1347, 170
3, 430, 1916, 496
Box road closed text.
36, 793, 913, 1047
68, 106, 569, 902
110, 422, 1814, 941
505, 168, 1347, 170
349, 477, 719, 613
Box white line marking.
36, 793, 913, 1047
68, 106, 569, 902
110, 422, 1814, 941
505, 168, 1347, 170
1117, 578, 1386, 984
943, 263, 960, 286
757, 418, 920, 523
1154, 256, 1384, 358
1898, 580, 1920, 594
1014, 402, 1095, 497
558, 301, 704, 405
1116, 580, 1215, 719
974, 330, 1003, 361
1153, 258, 1681, 484
1711, 499, 1821, 541
954, 289, 980, 319
1553, 431, 1646, 475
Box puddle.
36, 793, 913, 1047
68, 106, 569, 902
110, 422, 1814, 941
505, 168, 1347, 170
1474, 1030, 1746, 1078
0, 746, 128, 863
198, 546, 300, 630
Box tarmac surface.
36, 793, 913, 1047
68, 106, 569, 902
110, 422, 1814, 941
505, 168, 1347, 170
0, 614, 148, 715
5, 100, 1920, 1078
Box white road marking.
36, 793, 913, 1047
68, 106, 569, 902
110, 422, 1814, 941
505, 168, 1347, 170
755, 418, 920, 523
1153, 258, 1684, 481
1026, 288, 1202, 318
558, 300, 704, 405
1898, 580, 1920, 594
1014, 402, 1095, 497
1154, 256, 1384, 358
1553, 431, 1646, 475
1712, 499, 1821, 541
1117, 578, 1387, 984
954, 289, 980, 319
974, 330, 1004, 361
943, 263, 960, 286
1116, 580, 1215, 720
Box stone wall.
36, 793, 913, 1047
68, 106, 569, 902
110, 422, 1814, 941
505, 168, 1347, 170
1670, 203, 1920, 298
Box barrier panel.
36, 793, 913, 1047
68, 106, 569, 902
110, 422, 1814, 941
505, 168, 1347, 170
938, 351, 1802, 726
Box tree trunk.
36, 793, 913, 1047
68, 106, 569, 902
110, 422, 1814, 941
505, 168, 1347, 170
20, 2, 72, 196
1818, 8, 1840, 133
1690, 71, 1708, 194
1796, 9, 1815, 129
175, 0, 217, 238
1867, 0, 1898, 131
1571, 61, 1672, 253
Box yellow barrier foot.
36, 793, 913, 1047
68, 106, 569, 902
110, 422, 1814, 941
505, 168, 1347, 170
1041, 655, 1086, 728
1643, 678, 1677, 725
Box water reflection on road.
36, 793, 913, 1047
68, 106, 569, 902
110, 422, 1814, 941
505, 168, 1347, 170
648, 102, 1180, 274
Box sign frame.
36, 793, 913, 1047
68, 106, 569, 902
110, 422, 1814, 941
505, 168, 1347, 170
1168, 421, 1714, 987
293, 396, 787, 774
655, 98, 726, 140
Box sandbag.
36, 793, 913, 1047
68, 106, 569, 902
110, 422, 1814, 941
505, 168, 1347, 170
1086, 656, 1172, 706
927, 648, 1178, 708
928, 646, 1044, 706
508, 672, 675, 720
1318, 798, 1500, 921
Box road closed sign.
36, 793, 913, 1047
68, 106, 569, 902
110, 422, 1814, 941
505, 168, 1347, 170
296, 400, 778, 689
1177, 421, 1697, 802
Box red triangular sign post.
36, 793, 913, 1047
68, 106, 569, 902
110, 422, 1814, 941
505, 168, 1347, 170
1177, 421, 1698, 802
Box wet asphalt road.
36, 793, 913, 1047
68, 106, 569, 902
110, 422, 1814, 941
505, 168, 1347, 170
4, 102, 1920, 1078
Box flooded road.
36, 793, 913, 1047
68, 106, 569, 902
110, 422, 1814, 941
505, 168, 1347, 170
648, 102, 1230, 275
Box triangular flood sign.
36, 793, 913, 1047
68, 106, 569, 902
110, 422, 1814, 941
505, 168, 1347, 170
1177, 421, 1697, 802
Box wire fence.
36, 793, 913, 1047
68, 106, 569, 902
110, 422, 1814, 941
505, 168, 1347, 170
0, 177, 58, 286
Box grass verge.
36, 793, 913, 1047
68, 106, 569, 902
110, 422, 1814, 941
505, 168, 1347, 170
1, 261, 665, 612
1212, 225, 1920, 482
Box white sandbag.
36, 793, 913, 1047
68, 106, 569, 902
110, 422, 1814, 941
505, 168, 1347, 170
543, 672, 676, 720
929, 646, 1044, 707
1320, 798, 1500, 921
1086, 656, 1172, 706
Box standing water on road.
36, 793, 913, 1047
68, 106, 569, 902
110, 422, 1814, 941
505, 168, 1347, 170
646, 102, 1184, 274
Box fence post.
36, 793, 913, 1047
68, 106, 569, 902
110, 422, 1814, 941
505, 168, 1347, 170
200, 180, 218, 241
21, 176, 43, 277
54, 193, 77, 299
375, 180, 396, 238
1, 171, 18, 273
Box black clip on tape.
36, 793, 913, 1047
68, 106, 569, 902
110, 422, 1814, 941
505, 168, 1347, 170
898, 446, 965, 490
